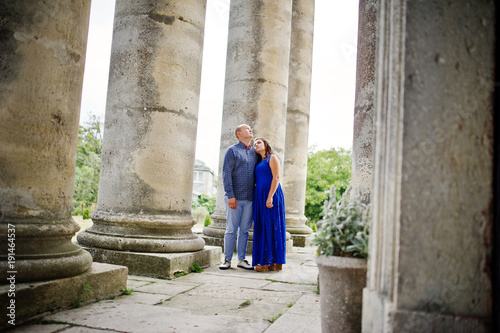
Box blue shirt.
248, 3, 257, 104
223, 141, 259, 201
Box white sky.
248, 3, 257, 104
79, 0, 359, 174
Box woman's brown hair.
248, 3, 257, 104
254, 137, 274, 159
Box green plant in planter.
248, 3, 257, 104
313, 185, 370, 258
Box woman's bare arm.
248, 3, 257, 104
266, 155, 281, 208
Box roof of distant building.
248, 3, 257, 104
194, 159, 214, 173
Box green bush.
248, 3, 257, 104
313, 185, 370, 258
82, 208, 91, 220
306, 221, 317, 233
194, 194, 216, 215
204, 214, 211, 227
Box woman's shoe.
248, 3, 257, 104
255, 264, 268, 272
269, 263, 282, 271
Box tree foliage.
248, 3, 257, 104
305, 147, 352, 222
192, 193, 216, 226
194, 193, 216, 215
73, 116, 103, 213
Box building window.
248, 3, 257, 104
194, 171, 203, 183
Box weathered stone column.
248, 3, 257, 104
283, 0, 315, 247
351, 0, 377, 203
78, 0, 210, 262
203, 0, 293, 252
362, 1, 494, 332
0, 0, 93, 283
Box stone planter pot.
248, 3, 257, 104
316, 255, 367, 333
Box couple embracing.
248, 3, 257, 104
219, 124, 286, 272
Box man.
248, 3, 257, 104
219, 124, 259, 270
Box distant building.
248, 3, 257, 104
192, 159, 215, 202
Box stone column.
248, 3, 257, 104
351, 0, 377, 203
362, 1, 494, 332
0, 0, 93, 283
203, 0, 293, 252
78, 0, 207, 256
283, 0, 315, 246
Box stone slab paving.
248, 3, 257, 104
265, 313, 322, 333
287, 294, 321, 317
131, 279, 199, 296
110, 291, 170, 306
60, 328, 111, 333
10, 246, 320, 333
8, 324, 72, 333
261, 281, 317, 293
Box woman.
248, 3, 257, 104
252, 137, 286, 272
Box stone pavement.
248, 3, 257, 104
10, 246, 320, 333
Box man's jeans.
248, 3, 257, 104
224, 196, 253, 261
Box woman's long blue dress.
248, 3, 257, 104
252, 154, 286, 267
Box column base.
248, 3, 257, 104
362, 288, 388, 333
389, 308, 490, 332
80, 245, 222, 279
362, 288, 491, 332
0, 249, 93, 283
202, 234, 294, 255
78, 230, 206, 253
285, 214, 313, 235
203, 209, 294, 253
0, 217, 94, 283
202, 234, 225, 249
285, 236, 294, 253
0, 263, 127, 329
290, 233, 315, 247
79, 212, 206, 253
202, 225, 226, 239
286, 214, 313, 247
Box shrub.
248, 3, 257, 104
82, 208, 91, 220
204, 214, 211, 227
313, 185, 370, 258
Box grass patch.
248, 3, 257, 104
287, 302, 295, 308
191, 262, 204, 273
265, 279, 292, 284
267, 314, 282, 323
239, 300, 252, 308
73, 284, 92, 308
121, 288, 134, 295
174, 271, 188, 278
153, 297, 172, 305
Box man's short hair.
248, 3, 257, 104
234, 124, 250, 139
